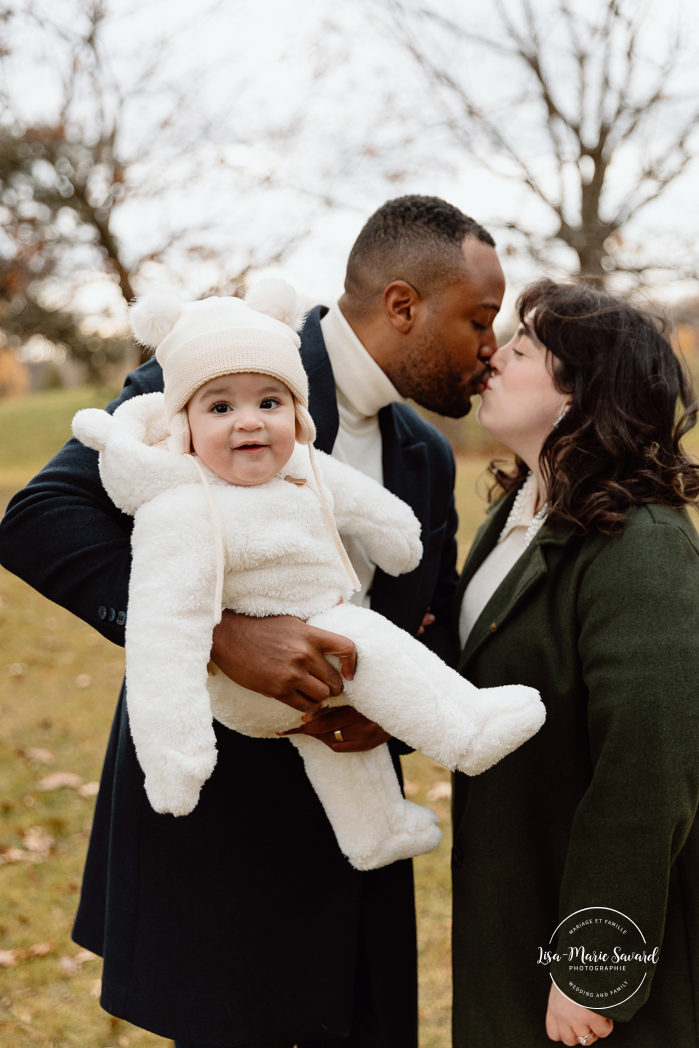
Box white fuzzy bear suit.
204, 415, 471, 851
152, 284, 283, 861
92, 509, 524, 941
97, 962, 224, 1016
72, 281, 545, 871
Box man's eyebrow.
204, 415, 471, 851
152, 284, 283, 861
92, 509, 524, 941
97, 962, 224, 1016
480, 302, 501, 313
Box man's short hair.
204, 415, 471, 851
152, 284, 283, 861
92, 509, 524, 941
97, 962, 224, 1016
344, 195, 496, 308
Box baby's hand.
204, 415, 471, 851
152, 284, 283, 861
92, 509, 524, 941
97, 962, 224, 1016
545, 982, 613, 1045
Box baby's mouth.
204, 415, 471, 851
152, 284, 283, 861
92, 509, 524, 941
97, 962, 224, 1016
235, 443, 267, 452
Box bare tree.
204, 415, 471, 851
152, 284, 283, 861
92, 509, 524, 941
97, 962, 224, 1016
373, 0, 699, 284
0, 0, 313, 375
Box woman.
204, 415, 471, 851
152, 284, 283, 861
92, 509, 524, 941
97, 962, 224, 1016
452, 279, 699, 1048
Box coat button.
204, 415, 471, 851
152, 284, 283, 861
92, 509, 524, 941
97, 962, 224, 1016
452, 846, 463, 868
98, 606, 107, 620
108, 608, 116, 622
116, 611, 126, 626
489, 622, 497, 633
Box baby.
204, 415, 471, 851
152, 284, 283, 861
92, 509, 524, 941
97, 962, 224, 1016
73, 281, 545, 871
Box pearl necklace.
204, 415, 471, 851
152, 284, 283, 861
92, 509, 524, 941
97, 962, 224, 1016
499, 471, 548, 548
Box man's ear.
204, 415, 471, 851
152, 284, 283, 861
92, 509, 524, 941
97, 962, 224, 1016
383, 281, 421, 334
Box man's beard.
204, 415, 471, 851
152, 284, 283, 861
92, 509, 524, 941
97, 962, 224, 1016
385, 331, 486, 418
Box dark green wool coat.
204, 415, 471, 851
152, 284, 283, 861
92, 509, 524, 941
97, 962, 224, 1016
452, 488, 699, 1048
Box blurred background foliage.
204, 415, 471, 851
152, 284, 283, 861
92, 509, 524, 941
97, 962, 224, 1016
0, 0, 695, 403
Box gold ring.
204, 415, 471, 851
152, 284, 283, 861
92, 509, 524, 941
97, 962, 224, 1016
334, 729, 344, 743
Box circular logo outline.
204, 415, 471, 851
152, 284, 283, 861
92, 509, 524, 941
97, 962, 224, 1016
549, 906, 648, 1010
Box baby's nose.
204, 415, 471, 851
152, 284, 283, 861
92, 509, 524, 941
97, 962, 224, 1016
235, 413, 263, 429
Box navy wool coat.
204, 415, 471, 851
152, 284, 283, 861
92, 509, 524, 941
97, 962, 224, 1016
0, 307, 459, 1048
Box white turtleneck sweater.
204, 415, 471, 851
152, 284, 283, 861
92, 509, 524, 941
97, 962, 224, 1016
458, 473, 541, 647
320, 302, 406, 608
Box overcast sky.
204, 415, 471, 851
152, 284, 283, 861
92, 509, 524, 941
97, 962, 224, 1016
7, 0, 699, 328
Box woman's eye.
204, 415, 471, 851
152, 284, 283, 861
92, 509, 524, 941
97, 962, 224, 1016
512, 348, 524, 358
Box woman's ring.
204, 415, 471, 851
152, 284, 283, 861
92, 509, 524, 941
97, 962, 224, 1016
577, 1035, 594, 1045
334, 729, 344, 743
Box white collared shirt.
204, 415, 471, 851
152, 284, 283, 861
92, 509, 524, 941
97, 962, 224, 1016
320, 302, 406, 607
458, 473, 541, 647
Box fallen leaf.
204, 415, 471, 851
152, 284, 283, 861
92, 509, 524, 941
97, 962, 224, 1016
38, 771, 82, 791
75, 674, 92, 688
23, 747, 54, 765
0, 950, 18, 967
403, 779, 419, 797
89, 977, 102, 998
426, 782, 452, 803
78, 781, 100, 798
23, 827, 55, 855
25, 942, 53, 958
118, 1036, 130, 1047
5, 663, 27, 677
0, 847, 40, 865
59, 948, 97, 973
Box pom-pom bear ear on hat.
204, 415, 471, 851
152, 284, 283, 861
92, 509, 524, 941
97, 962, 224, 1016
245, 278, 306, 332
130, 293, 183, 349
72, 408, 115, 452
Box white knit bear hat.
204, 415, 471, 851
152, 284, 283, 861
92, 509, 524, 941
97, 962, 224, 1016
129, 279, 361, 599
129, 280, 315, 456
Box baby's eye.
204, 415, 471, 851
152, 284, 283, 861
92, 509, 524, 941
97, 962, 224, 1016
260, 398, 280, 409
211, 402, 231, 414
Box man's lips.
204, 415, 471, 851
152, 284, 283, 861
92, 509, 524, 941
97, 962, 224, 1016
473, 369, 491, 394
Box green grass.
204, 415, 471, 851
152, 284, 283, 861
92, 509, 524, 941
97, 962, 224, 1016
4, 380, 694, 1047
0, 385, 119, 481
0, 386, 493, 1047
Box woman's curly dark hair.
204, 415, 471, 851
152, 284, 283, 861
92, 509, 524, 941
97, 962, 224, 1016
489, 279, 699, 534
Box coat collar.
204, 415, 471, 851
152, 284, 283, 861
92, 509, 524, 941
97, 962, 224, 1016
455, 481, 577, 672
299, 305, 340, 455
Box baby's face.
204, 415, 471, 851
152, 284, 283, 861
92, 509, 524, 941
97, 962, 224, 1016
187, 373, 297, 485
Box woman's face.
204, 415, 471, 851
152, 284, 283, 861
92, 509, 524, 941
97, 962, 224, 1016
478, 316, 570, 464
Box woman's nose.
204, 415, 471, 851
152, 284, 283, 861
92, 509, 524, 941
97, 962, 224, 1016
489, 344, 506, 374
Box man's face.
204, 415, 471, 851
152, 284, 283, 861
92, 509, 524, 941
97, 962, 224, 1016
386, 237, 505, 418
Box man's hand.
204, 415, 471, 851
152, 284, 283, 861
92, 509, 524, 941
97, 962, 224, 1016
278, 705, 391, 752
546, 982, 613, 1045
210, 611, 357, 714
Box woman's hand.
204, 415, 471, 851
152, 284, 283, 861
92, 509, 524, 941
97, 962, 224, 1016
546, 982, 613, 1045
278, 705, 391, 752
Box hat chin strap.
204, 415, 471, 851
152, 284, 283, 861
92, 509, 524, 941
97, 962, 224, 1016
187, 445, 361, 627
307, 443, 361, 593
188, 455, 226, 625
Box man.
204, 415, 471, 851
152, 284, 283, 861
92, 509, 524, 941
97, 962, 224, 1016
0, 195, 504, 1048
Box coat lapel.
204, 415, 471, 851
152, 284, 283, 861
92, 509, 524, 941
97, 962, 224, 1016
456, 488, 577, 673
298, 306, 339, 454
451, 489, 517, 639
370, 404, 429, 625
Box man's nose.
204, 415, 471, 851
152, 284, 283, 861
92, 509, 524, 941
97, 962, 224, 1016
478, 329, 498, 363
